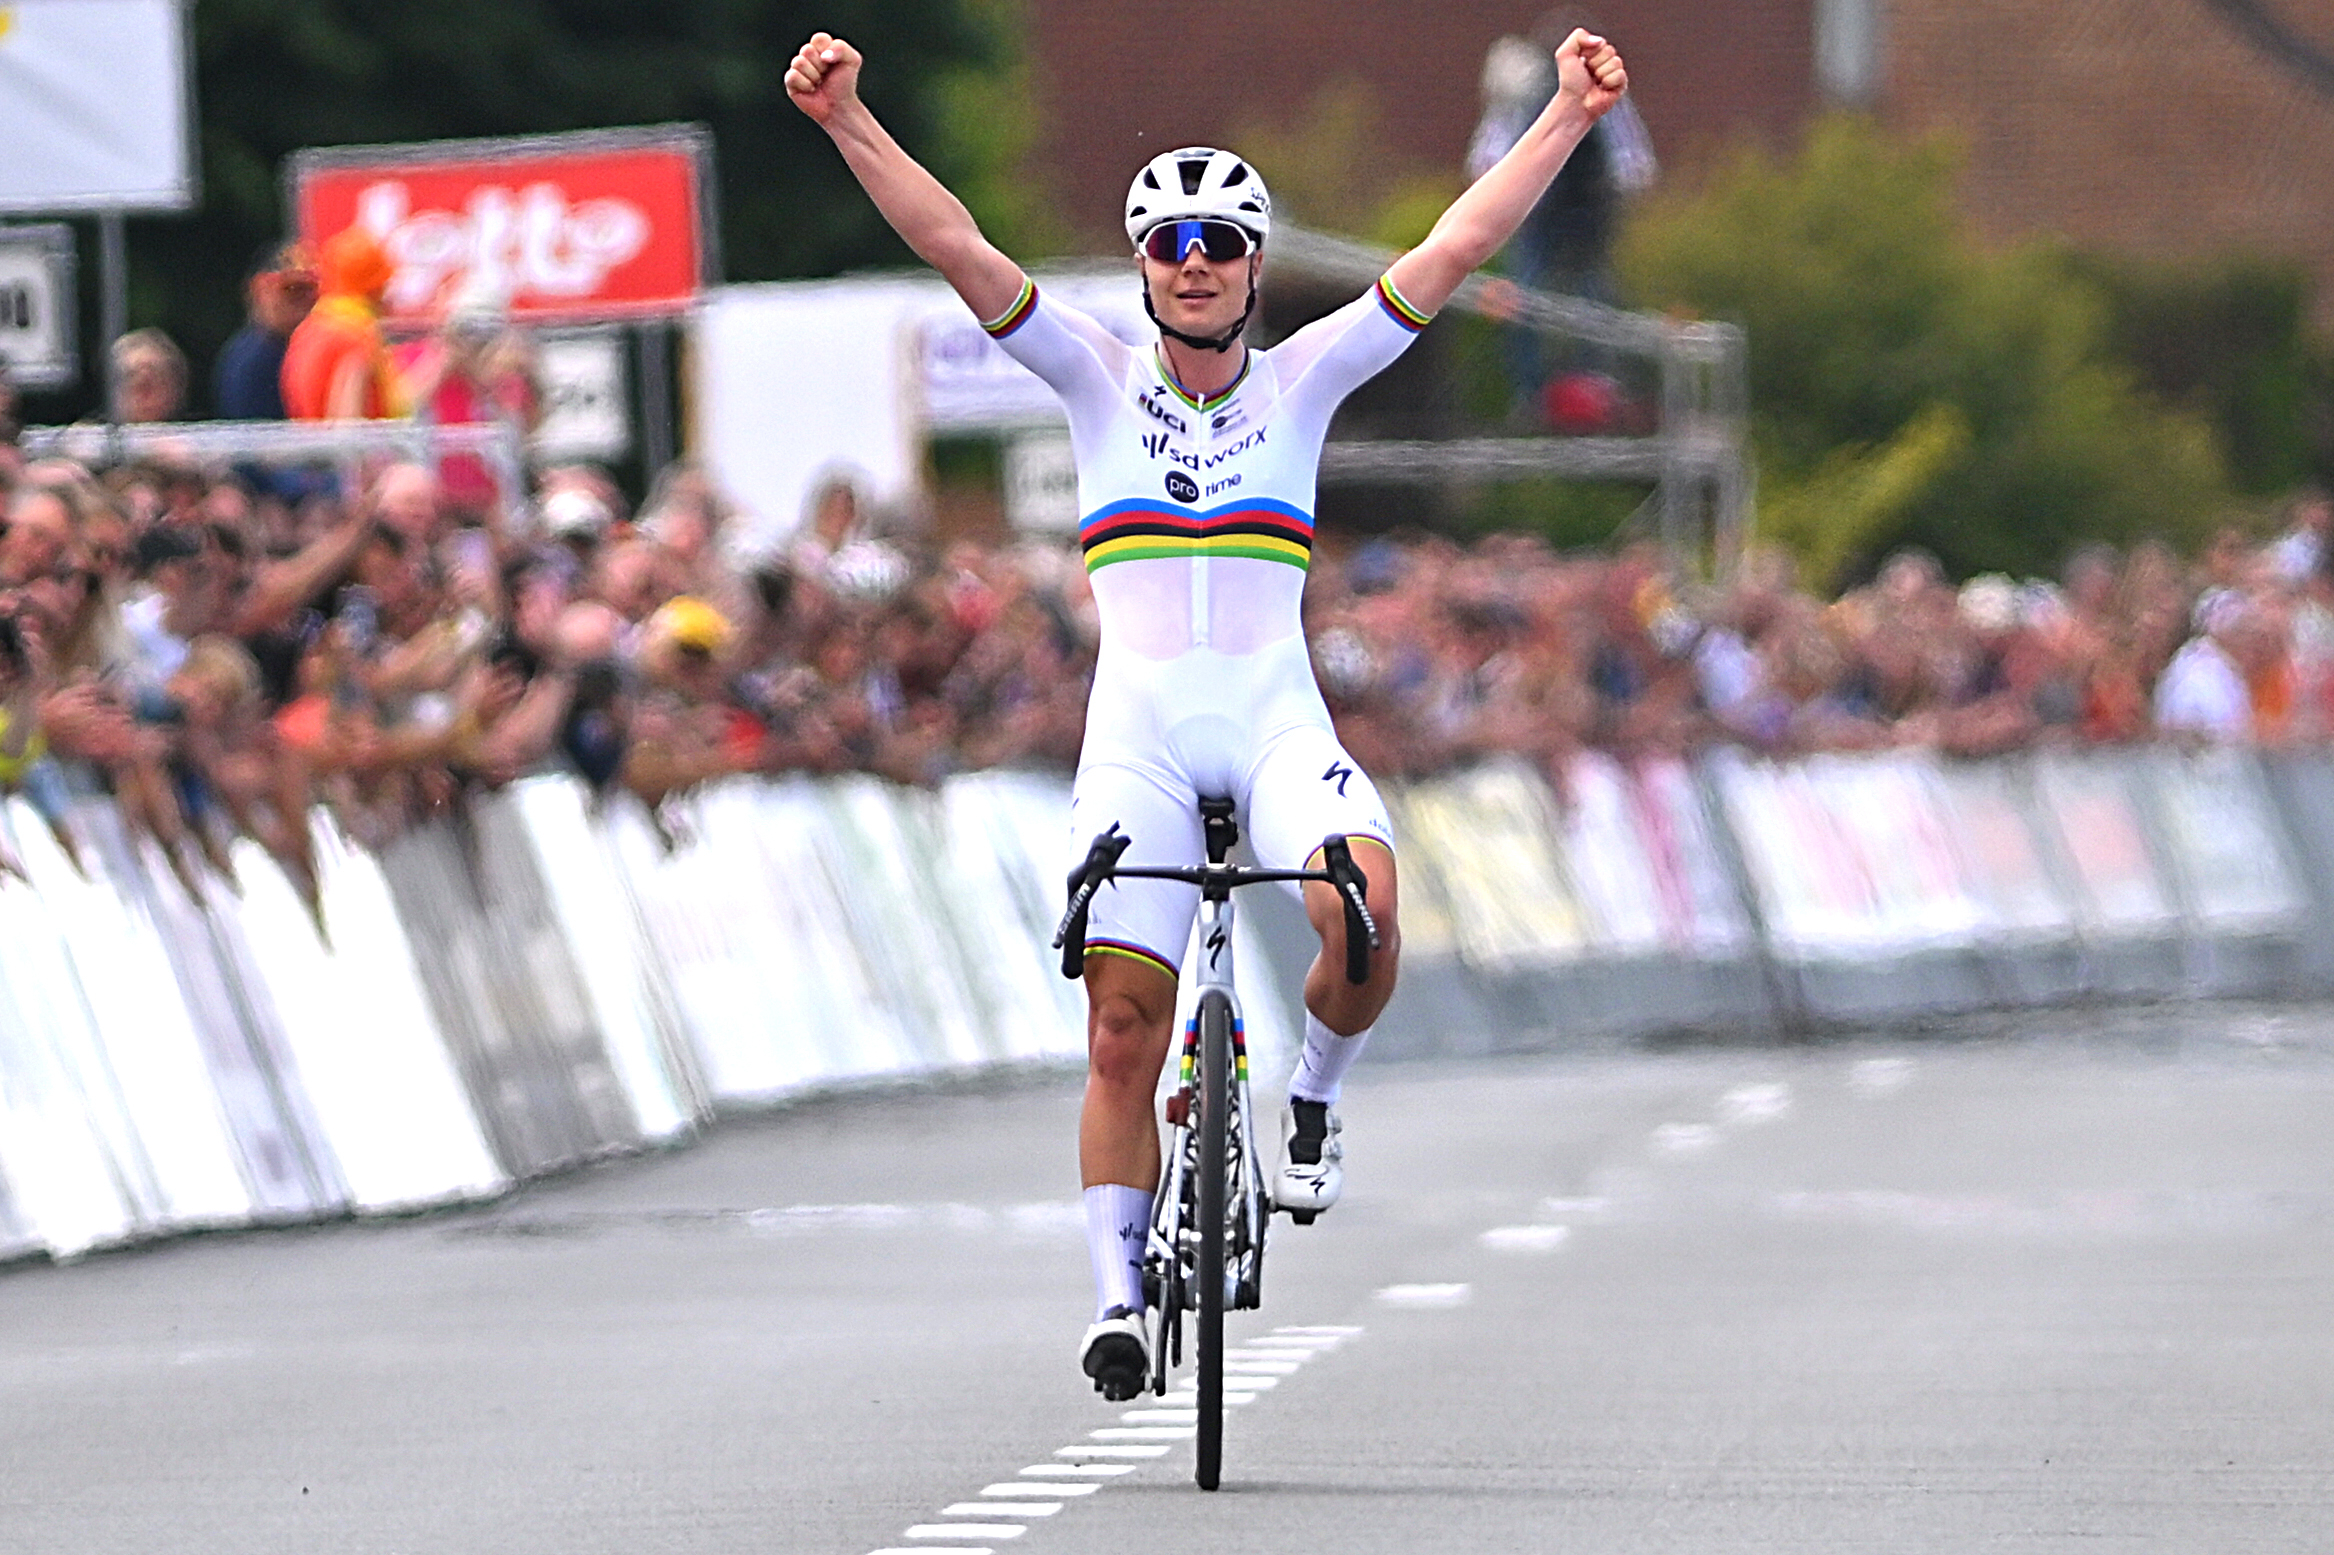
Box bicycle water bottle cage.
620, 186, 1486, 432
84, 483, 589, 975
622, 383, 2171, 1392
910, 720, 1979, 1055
1199, 798, 1239, 865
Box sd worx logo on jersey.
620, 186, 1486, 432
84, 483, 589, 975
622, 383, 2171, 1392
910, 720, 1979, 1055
1165, 470, 1200, 503
1140, 424, 1269, 469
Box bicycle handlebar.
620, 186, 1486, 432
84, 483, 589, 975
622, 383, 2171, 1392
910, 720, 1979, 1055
1052, 824, 1133, 979
1052, 828, 1382, 986
1317, 836, 1381, 987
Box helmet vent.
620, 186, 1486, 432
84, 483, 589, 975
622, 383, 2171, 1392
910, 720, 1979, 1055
1178, 159, 1208, 196
1223, 163, 1249, 187
1142, 169, 1161, 190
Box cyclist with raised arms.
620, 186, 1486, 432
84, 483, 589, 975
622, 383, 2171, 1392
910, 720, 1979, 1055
787, 27, 1629, 1399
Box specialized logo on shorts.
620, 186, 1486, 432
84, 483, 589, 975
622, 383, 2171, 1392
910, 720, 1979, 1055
1323, 760, 1354, 797
1164, 470, 1200, 503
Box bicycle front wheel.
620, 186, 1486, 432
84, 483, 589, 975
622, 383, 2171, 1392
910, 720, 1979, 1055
1194, 989, 1232, 1491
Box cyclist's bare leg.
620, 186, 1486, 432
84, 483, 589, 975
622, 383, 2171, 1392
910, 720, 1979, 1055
1076, 957, 1173, 1391
1301, 837, 1400, 1033
1080, 951, 1180, 1190
1279, 840, 1399, 1205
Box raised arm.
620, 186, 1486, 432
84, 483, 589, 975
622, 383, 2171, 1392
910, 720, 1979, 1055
1386, 29, 1629, 317
786, 33, 1028, 323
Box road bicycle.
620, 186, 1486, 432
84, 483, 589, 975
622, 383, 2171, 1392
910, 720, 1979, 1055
1054, 798, 1377, 1490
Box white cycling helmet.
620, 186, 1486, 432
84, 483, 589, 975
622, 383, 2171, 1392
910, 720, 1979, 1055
1123, 146, 1273, 248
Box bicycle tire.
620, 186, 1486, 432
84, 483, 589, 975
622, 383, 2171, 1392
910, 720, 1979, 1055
1195, 989, 1232, 1491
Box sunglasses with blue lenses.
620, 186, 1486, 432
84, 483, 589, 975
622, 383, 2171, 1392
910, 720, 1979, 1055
1142, 219, 1258, 265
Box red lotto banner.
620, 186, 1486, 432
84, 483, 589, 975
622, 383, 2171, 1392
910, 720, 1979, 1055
288, 127, 713, 325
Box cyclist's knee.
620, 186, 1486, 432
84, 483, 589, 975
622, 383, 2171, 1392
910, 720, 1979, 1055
1089, 997, 1164, 1087
1085, 959, 1173, 1090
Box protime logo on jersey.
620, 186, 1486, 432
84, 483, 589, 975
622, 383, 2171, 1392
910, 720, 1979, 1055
1165, 470, 1201, 503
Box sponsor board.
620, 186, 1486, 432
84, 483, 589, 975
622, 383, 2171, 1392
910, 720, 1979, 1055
289, 126, 711, 325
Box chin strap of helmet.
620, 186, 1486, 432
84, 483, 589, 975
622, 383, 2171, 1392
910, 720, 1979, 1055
1143, 254, 1262, 354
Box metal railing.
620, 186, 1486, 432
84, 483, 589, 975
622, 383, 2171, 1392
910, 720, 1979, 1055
1272, 225, 1751, 576
18, 417, 532, 520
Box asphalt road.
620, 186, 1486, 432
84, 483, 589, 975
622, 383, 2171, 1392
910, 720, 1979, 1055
5, 1002, 2332, 1554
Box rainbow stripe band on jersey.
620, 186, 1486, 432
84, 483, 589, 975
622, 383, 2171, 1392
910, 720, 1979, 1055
1079, 495, 1315, 573
1373, 274, 1432, 334
981, 278, 1039, 340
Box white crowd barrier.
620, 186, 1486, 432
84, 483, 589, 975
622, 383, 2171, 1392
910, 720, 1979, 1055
1, 746, 2330, 1263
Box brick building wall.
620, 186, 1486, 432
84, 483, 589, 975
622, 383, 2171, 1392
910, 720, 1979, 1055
1883, 0, 2334, 328
1021, 0, 1816, 249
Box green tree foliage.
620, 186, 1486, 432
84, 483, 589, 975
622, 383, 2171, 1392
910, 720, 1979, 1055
46, 0, 1038, 419
2068, 252, 2321, 496
1231, 81, 1459, 250
1617, 118, 2235, 584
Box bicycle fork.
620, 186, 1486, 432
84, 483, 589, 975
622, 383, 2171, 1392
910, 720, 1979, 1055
1146, 893, 1269, 1391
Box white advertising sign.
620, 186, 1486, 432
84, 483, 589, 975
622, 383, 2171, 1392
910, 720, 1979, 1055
0, 0, 196, 212
530, 327, 631, 463
0, 224, 76, 389
916, 274, 1151, 432
693, 267, 1148, 550
1004, 433, 1077, 533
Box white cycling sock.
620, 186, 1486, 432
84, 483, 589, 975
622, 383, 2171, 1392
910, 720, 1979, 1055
1289, 1010, 1372, 1105
1084, 1183, 1151, 1320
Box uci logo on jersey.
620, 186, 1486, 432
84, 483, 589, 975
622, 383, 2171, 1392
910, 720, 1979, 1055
1138, 392, 1190, 436
1165, 470, 1200, 503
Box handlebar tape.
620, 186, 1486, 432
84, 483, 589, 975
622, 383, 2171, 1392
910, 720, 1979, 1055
1053, 824, 1131, 979
1319, 836, 1380, 986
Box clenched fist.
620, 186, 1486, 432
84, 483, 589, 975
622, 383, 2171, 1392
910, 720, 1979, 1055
785, 32, 864, 125
1555, 29, 1628, 119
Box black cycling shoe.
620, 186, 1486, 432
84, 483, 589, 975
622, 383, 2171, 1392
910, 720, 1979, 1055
1079, 1305, 1150, 1401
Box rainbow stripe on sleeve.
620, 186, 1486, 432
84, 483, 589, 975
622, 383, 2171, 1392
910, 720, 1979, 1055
1374, 274, 1432, 333
1079, 495, 1315, 573
981, 277, 1039, 339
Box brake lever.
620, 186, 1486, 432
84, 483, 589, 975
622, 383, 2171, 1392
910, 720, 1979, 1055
1319, 836, 1380, 985
1052, 824, 1131, 978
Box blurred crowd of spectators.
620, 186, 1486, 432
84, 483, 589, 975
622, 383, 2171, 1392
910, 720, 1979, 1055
2, 221, 2331, 916
1309, 494, 2334, 779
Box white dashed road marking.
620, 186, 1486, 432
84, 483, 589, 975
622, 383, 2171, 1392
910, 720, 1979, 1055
1090, 1425, 1197, 1440
1650, 1121, 1719, 1155
1374, 1282, 1472, 1308
1850, 1057, 1917, 1096
866, 1325, 1362, 1551
1719, 1082, 1792, 1125
981, 1482, 1099, 1498
1018, 1463, 1134, 1477
1481, 1223, 1572, 1252
1053, 1444, 1166, 1458
904, 1524, 1024, 1539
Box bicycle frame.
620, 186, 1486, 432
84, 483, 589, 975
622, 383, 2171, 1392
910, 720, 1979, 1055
1147, 881, 1270, 1391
